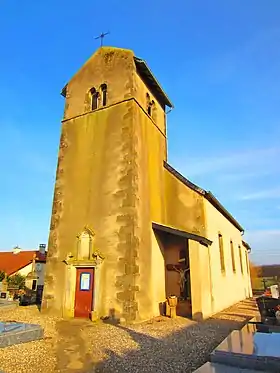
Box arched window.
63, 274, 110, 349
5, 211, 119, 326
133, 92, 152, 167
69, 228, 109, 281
148, 104, 152, 116
239, 245, 243, 275
230, 240, 236, 273
245, 249, 249, 274
146, 93, 151, 115
100, 84, 107, 106
146, 94, 156, 120
218, 233, 225, 273
151, 100, 157, 121
90, 87, 99, 110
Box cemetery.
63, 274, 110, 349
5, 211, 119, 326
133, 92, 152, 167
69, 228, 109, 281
194, 285, 280, 372
1, 280, 280, 372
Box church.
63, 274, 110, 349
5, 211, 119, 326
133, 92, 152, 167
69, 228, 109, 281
42, 46, 252, 322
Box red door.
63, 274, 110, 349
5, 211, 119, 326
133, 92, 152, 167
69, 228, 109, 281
74, 268, 94, 318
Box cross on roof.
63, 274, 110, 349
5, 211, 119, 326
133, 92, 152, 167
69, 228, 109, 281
95, 32, 110, 47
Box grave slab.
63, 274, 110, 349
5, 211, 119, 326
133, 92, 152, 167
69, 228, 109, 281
211, 324, 280, 372
0, 301, 18, 311
0, 321, 43, 348
248, 316, 280, 333
193, 362, 265, 373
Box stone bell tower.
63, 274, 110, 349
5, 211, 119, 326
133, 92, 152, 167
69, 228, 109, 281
42, 47, 173, 322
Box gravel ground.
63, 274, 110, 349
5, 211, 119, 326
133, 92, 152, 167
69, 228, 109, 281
0, 299, 259, 373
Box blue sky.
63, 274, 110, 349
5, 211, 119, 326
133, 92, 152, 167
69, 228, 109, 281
0, 1, 279, 264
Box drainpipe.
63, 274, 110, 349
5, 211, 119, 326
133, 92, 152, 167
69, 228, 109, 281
207, 244, 214, 312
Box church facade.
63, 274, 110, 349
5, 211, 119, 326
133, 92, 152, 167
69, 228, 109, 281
42, 47, 252, 322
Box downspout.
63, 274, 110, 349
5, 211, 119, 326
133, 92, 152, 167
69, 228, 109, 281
203, 199, 214, 314
165, 107, 173, 161
207, 244, 214, 313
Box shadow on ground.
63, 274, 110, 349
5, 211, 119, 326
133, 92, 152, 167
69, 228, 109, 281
50, 299, 258, 373
93, 302, 256, 373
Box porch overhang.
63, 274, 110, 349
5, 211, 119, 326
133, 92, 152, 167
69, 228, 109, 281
152, 222, 212, 246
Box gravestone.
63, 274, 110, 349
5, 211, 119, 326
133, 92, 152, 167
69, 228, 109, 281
0, 321, 43, 348
0, 279, 8, 301
0, 301, 18, 311
210, 323, 280, 372
248, 316, 280, 332
0, 292, 8, 300
270, 285, 279, 299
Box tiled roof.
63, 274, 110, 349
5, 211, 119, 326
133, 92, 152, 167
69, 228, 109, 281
0, 250, 46, 276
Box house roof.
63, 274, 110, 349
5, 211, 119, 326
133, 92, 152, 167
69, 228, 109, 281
0, 250, 46, 276
164, 162, 244, 233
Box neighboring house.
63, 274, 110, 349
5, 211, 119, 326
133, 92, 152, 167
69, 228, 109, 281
0, 245, 47, 290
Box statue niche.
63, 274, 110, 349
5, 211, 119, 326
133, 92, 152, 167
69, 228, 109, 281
78, 230, 93, 260
64, 227, 105, 266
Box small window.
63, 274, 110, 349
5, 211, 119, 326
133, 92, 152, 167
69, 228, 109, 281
245, 250, 249, 274
218, 233, 225, 273
146, 93, 150, 110
146, 93, 156, 120
239, 245, 243, 275
100, 83, 107, 106
146, 93, 153, 116
151, 100, 157, 121
230, 240, 236, 273
90, 87, 99, 110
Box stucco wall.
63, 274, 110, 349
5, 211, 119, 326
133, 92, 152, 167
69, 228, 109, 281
204, 199, 252, 314
134, 72, 166, 136
17, 263, 46, 286
17, 263, 33, 277
43, 47, 170, 322
64, 47, 135, 120
151, 229, 166, 316
43, 98, 143, 320
130, 99, 166, 320
163, 170, 206, 236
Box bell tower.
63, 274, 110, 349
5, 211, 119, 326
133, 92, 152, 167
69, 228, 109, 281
42, 47, 173, 321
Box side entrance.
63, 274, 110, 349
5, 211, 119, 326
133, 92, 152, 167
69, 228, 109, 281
74, 267, 94, 318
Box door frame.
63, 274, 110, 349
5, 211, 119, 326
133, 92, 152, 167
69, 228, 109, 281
74, 266, 95, 318
63, 252, 104, 319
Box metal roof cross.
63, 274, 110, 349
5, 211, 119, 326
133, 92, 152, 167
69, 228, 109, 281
95, 32, 110, 47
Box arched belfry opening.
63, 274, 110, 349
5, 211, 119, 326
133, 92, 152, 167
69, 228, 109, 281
90, 87, 99, 110
100, 83, 107, 107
